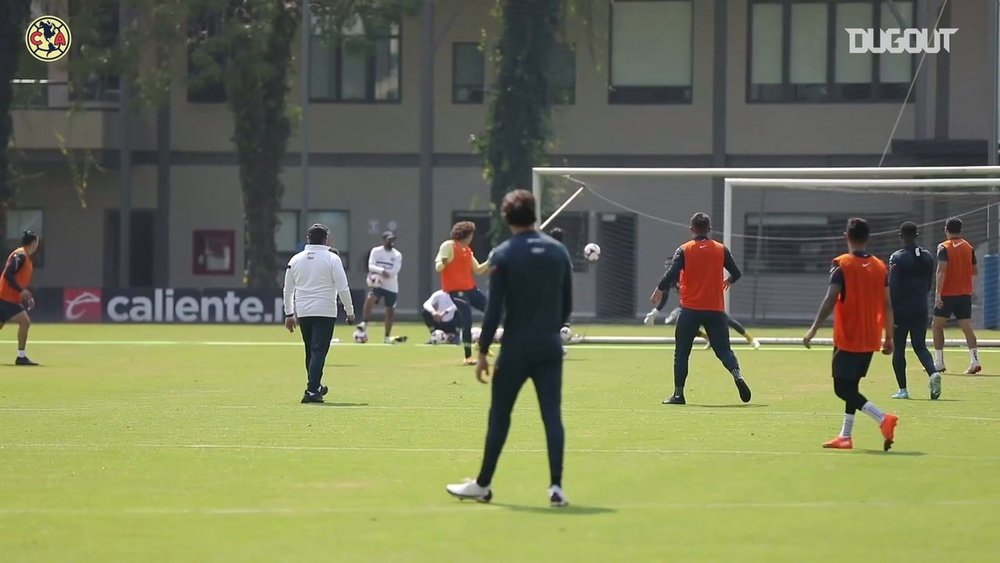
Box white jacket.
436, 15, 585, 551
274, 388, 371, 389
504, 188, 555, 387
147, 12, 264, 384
283, 245, 355, 318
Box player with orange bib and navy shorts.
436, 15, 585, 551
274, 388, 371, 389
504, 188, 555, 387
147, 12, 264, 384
435, 221, 491, 364
0, 231, 41, 366
804, 218, 898, 451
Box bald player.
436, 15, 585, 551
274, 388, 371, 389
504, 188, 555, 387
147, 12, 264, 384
651, 212, 751, 405
804, 218, 898, 451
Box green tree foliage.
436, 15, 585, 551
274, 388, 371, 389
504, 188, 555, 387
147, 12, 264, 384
62, 0, 418, 289
0, 0, 33, 244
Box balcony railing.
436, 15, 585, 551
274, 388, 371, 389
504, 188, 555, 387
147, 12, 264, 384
11, 78, 120, 109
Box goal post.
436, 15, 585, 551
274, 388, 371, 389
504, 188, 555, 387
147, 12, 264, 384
531, 165, 1000, 347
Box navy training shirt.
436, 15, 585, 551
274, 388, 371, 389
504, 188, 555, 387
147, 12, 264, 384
479, 230, 573, 356
888, 244, 935, 315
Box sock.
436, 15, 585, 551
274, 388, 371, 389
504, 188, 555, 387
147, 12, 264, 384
861, 401, 885, 424
730, 368, 742, 380
840, 414, 855, 438
17, 350, 25, 358
935, 349, 945, 365
970, 348, 980, 365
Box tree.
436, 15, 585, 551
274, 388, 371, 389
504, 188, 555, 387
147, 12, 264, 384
64, 0, 418, 289
478, 0, 561, 244
0, 0, 33, 243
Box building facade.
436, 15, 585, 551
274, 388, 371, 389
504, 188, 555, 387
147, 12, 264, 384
9, 0, 997, 319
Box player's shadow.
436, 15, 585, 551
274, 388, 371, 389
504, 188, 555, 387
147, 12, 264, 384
686, 403, 769, 409
490, 503, 616, 516
855, 449, 927, 457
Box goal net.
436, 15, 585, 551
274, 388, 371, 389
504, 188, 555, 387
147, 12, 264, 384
534, 168, 1000, 342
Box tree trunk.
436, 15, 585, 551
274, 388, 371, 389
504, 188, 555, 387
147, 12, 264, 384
482, 0, 560, 244
0, 1, 33, 239
228, 2, 299, 290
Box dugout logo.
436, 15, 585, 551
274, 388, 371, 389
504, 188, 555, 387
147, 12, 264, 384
845, 28, 957, 54
25, 16, 72, 62
63, 288, 103, 322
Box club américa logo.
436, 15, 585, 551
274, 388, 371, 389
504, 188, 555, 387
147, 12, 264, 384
25, 15, 72, 63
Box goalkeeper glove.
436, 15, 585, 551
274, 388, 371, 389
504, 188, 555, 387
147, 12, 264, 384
643, 308, 658, 326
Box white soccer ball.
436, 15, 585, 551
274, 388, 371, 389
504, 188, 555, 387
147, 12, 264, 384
560, 325, 573, 344
366, 273, 382, 288
583, 243, 601, 262
471, 326, 482, 343
430, 329, 448, 345
353, 327, 368, 344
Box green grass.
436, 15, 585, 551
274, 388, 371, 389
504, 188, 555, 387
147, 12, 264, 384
1, 323, 999, 562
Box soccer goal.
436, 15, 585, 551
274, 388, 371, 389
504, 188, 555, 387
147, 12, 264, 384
532, 166, 1000, 346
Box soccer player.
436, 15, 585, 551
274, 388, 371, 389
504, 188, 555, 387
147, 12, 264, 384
283, 224, 355, 404
435, 221, 490, 364
932, 217, 981, 374
651, 213, 751, 405
422, 289, 459, 341
446, 190, 572, 507
358, 231, 405, 344
803, 218, 899, 451
888, 221, 942, 400
644, 279, 760, 350
0, 231, 40, 365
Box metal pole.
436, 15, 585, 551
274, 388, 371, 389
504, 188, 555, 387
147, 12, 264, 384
118, 2, 131, 288
723, 179, 733, 314
418, 0, 435, 304
990, 0, 999, 254
155, 97, 171, 287
300, 0, 311, 234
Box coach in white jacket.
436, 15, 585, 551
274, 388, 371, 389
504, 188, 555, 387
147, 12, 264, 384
283, 223, 355, 404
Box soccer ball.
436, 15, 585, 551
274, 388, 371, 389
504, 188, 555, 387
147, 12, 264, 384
430, 329, 448, 345
471, 326, 482, 343
353, 327, 368, 344
560, 325, 573, 344
583, 243, 601, 262
366, 273, 382, 288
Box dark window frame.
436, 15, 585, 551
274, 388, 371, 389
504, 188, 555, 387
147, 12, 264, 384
746, 0, 917, 104
4, 209, 45, 269
608, 0, 694, 105
452, 42, 485, 104
67, 0, 121, 104
309, 20, 403, 104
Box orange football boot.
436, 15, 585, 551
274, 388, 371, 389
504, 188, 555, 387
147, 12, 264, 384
823, 436, 854, 449
880, 413, 899, 451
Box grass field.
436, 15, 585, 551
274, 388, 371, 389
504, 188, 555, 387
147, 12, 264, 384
2, 322, 999, 562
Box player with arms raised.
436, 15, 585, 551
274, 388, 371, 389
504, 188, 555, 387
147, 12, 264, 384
932, 217, 981, 374
804, 218, 899, 451
358, 231, 404, 344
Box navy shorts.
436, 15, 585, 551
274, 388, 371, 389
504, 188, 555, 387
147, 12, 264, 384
0, 299, 24, 323
832, 349, 874, 380
934, 295, 972, 320
370, 288, 398, 308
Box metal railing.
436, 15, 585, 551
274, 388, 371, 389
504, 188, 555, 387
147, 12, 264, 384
11, 78, 120, 109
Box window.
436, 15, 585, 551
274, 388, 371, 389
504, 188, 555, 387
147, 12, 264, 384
192, 230, 235, 275
550, 44, 576, 105
68, 0, 120, 103
452, 42, 484, 103
275, 210, 351, 269
12, 49, 49, 107
188, 15, 227, 103
541, 212, 589, 271
609, 1, 692, 104
310, 16, 400, 103
748, 0, 915, 103
744, 213, 904, 273
4, 209, 44, 268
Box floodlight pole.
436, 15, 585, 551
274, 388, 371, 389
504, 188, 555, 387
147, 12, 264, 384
723, 179, 733, 314
300, 0, 311, 235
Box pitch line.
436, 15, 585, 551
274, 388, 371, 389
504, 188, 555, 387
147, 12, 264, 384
0, 498, 999, 517
2, 442, 999, 461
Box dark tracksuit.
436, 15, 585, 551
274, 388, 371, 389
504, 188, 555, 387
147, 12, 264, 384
476, 231, 573, 488
888, 244, 937, 388
658, 237, 743, 393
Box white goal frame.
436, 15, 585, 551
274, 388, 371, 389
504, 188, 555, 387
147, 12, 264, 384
531, 166, 1000, 347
